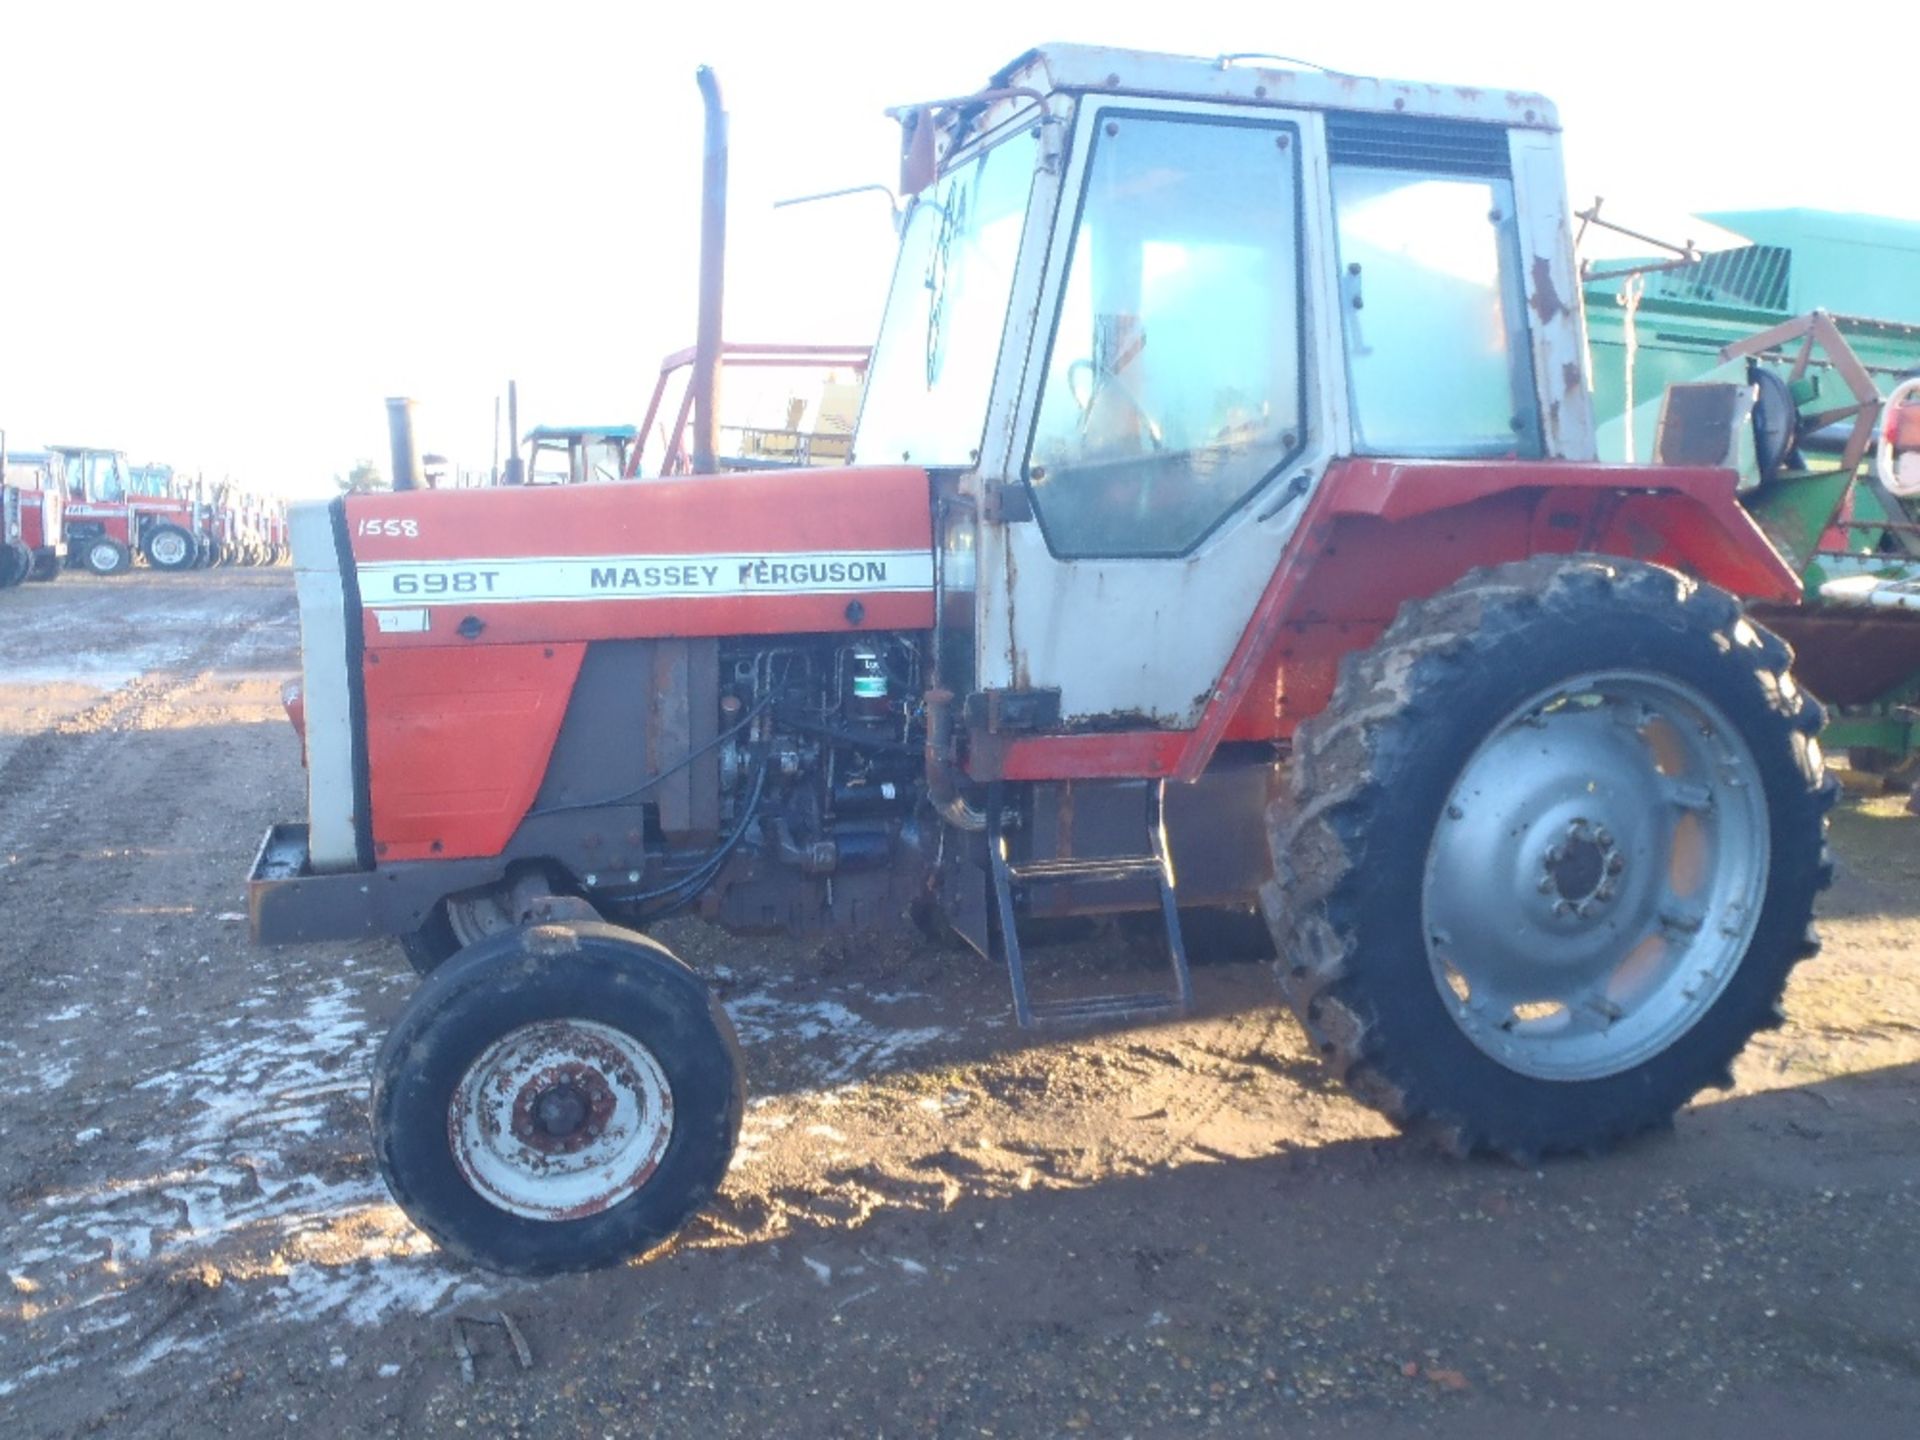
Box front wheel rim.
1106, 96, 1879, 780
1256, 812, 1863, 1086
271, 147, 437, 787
90, 542, 121, 571
1422, 669, 1770, 1083
448, 1018, 675, 1221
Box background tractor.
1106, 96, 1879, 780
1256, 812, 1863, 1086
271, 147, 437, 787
251, 47, 1835, 1276
1, 442, 67, 587
55, 447, 205, 573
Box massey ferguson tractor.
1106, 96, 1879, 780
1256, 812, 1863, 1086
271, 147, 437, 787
0, 445, 66, 586
56, 447, 205, 573
249, 47, 1834, 1275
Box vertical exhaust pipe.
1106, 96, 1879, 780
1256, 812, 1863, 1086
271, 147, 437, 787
692, 64, 728, 476
386, 397, 423, 492
502, 379, 525, 485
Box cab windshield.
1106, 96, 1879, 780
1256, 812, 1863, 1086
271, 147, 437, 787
854, 126, 1037, 468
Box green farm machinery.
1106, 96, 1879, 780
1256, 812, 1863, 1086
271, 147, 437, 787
1582, 207, 1920, 807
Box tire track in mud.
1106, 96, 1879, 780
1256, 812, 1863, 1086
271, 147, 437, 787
0, 591, 294, 876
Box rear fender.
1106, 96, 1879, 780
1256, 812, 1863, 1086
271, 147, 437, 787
1178, 458, 1800, 776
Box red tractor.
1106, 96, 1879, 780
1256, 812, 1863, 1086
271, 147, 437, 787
56, 449, 207, 573
251, 48, 1833, 1275
0, 445, 66, 586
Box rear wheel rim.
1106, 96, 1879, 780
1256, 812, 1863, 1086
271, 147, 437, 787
1422, 669, 1770, 1082
151, 532, 188, 566
448, 1018, 675, 1220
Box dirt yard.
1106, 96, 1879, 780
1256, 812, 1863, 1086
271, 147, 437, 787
2, 569, 1918, 1438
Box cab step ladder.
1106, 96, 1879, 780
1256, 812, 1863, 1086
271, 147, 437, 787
987, 779, 1195, 1027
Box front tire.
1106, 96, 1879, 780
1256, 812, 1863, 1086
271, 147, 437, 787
1264, 557, 1834, 1159
82, 537, 132, 576
27, 551, 61, 582
372, 922, 744, 1275
143, 524, 198, 571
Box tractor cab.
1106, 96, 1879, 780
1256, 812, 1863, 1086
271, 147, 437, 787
856, 45, 1593, 738
523, 425, 637, 485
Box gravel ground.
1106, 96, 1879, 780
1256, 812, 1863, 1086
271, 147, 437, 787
1, 569, 1917, 1438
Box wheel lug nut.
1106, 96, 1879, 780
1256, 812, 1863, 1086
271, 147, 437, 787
1595, 827, 1613, 848
1537, 876, 1556, 894
1606, 854, 1626, 875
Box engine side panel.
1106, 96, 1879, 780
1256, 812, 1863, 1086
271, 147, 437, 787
342, 466, 935, 650
362, 642, 585, 862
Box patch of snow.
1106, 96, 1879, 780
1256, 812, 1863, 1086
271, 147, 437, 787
724, 993, 947, 1083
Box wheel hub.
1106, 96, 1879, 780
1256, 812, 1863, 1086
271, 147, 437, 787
449, 1019, 675, 1220
1423, 671, 1769, 1082
1541, 820, 1625, 918
513, 1063, 618, 1154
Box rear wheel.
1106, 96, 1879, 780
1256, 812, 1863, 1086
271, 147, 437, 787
1264, 557, 1834, 1159
372, 922, 744, 1275
143, 524, 197, 571
82, 537, 132, 576
0, 542, 28, 588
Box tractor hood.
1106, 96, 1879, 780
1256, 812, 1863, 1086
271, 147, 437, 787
325, 466, 936, 652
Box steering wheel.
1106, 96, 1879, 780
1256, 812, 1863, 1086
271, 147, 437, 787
1066, 358, 1164, 451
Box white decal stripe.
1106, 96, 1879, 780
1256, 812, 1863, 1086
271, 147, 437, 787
356, 550, 935, 608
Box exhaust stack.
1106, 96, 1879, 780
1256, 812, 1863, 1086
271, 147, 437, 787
386, 397, 423, 492
692, 65, 728, 476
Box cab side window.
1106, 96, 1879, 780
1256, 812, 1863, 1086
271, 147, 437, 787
1328, 114, 1541, 457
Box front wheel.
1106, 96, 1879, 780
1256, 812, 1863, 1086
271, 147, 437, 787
82, 537, 132, 576
372, 922, 744, 1274
143, 524, 198, 571
27, 551, 61, 582
1264, 557, 1834, 1159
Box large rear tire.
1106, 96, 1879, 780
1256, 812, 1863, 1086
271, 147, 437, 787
0, 542, 28, 588
1264, 556, 1834, 1159
372, 922, 744, 1275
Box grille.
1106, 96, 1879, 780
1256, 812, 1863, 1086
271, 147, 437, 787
1647, 244, 1792, 313
1326, 112, 1511, 178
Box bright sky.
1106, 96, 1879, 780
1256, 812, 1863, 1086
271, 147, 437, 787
4, 1, 1911, 497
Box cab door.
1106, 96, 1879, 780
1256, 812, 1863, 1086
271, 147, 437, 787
971, 99, 1342, 733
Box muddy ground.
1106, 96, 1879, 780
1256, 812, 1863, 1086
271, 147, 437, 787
1, 569, 1917, 1439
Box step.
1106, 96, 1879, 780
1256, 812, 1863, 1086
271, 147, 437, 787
1028, 992, 1191, 1025
1005, 854, 1164, 884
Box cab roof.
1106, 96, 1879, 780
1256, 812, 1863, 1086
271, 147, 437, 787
987, 43, 1559, 131
524, 425, 637, 443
